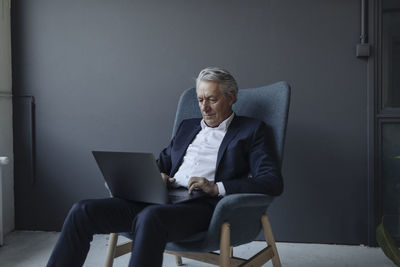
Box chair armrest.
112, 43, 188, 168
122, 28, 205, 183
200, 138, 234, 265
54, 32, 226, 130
210, 193, 274, 227
166, 194, 275, 252
214, 193, 274, 211
202, 194, 274, 248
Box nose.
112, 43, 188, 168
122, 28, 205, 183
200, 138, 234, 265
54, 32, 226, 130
201, 100, 210, 113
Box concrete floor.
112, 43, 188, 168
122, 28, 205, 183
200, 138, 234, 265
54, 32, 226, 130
0, 231, 395, 267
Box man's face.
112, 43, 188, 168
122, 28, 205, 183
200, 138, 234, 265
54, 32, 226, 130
196, 81, 235, 127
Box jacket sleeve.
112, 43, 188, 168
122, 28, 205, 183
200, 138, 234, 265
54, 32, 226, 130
222, 122, 284, 196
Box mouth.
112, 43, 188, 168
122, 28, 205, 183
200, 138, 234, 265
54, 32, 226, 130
204, 115, 215, 120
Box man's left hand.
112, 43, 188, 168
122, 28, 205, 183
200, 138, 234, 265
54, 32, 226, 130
161, 173, 176, 189
188, 177, 219, 196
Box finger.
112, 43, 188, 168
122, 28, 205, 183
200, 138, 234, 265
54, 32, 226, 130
160, 173, 168, 183
168, 178, 176, 183
188, 184, 195, 194
188, 176, 199, 183
188, 177, 199, 188
188, 182, 199, 195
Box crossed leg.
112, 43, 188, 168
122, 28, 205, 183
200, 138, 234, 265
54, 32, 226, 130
47, 197, 215, 267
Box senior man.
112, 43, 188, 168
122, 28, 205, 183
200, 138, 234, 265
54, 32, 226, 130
47, 67, 283, 267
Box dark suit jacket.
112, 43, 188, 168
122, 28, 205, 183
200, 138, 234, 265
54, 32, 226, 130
157, 116, 283, 196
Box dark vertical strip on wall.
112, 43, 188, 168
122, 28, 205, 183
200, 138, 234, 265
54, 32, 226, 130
13, 97, 35, 228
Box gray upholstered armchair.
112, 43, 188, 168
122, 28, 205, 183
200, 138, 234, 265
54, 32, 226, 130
104, 81, 291, 267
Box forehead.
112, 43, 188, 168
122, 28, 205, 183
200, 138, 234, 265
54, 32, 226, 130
196, 81, 223, 96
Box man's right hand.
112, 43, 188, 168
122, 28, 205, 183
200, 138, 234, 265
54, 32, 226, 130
161, 173, 176, 188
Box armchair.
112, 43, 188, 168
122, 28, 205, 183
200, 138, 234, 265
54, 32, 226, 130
104, 81, 291, 267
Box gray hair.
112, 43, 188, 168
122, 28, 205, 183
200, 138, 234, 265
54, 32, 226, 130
196, 67, 238, 100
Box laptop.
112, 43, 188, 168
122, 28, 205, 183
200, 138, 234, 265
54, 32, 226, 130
92, 151, 206, 204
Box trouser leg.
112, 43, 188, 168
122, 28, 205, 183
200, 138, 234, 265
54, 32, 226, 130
129, 199, 216, 267
47, 198, 147, 267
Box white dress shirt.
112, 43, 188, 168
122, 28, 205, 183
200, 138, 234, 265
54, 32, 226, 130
173, 113, 235, 196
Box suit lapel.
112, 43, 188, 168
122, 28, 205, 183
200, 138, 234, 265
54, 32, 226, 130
215, 116, 240, 171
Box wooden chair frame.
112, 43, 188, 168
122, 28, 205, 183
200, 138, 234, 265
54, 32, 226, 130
104, 214, 281, 267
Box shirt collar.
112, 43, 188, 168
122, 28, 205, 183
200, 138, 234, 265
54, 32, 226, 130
200, 112, 235, 131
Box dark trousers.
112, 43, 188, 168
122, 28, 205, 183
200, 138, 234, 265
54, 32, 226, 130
47, 197, 217, 267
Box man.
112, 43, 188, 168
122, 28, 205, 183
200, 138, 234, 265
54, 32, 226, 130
47, 67, 283, 267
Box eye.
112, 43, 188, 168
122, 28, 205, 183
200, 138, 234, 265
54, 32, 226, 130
198, 98, 203, 103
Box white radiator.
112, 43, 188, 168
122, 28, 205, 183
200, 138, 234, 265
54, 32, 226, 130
0, 156, 9, 246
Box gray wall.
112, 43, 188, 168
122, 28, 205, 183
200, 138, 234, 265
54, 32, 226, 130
0, 0, 14, 236
12, 0, 369, 244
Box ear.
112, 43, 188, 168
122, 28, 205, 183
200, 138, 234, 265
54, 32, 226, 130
227, 92, 236, 106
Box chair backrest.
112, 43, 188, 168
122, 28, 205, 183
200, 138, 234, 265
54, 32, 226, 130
172, 81, 291, 165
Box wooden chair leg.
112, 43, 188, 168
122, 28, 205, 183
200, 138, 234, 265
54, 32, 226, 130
104, 233, 118, 267
261, 215, 282, 267
175, 255, 183, 266
220, 222, 231, 267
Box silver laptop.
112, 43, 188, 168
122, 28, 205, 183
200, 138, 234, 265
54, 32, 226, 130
92, 151, 206, 204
